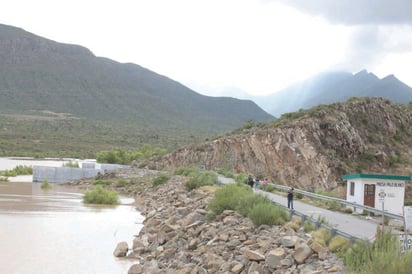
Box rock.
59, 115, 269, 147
266, 247, 286, 269
231, 262, 244, 274
128, 264, 143, 274
309, 240, 329, 260
243, 249, 265, 261
293, 243, 313, 264
113, 241, 128, 257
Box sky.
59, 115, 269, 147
2, 0, 412, 96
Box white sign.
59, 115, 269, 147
400, 234, 412, 253
404, 206, 412, 233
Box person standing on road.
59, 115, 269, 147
254, 178, 260, 190
247, 175, 254, 188
287, 187, 294, 209
262, 178, 268, 190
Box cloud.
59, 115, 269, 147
272, 0, 412, 25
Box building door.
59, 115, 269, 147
364, 184, 375, 207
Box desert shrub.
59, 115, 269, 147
96, 145, 168, 165
235, 173, 247, 184
0, 165, 33, 177
153, 173, 170, 187
311, 228, 332, 246
342, 207, 353, 214
327, 200, 341, 211
93, 179, 111, 186
83, 185, 119, 205
63, 161, 79, 168
248, 202, 290, 226
304, 221, 315, 233
174, 166, 197, 176
265, 184, 276, 192
116, 179, 126, 187
40, 179, 51, 190
215, 168, 234, 178
295, 192, 303, 199
343, 229, 412, 273
316, 190, 337, 198
185, 170, 217, 190
208, 183, 289, 226
329, 236, 350, 253
286, 217, 302, 231
208, 183, 251, 216
235, 191, 270, 216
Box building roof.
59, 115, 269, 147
342, 173, 411, 181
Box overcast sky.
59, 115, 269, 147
2, 0, 412, 96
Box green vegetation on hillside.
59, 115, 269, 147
96, 145, 168, 165
0, 114, 205, 158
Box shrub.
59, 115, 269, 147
343, 228, 411, 273
235, 173, 247, 184
63, 161, 79, 168
311, 228, 332, 246
153, 173, 170, 187
185, 171, 217, 190
235, 191, 270, 216
174, 166, 197, 176
304, 221, 315, 233
295, 192, 303, 199
208, 183, 289, 226
83, 185, 119, 205
0, 165, 33, 177
40, 179, 51, 190
116, 179, 126, 187
329, 236, 350, 253
215, 168, 234, 178
0, 176, 8, 182
286, 217, 302, 231
265, 184, 276, 192
208, 183, 253, 217
327, 200, 341, 211
93, 179, 111, 186
248, 202, 290, 226
342, 207, 353, 214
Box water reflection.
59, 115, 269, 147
0, 182, 143, 274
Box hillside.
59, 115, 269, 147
0, 24, 273, 157
252, 70, 412, 117
137, 97, 412, 194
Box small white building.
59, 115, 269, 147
342, 173, 411, 216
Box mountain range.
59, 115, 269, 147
249, 70, 412, 117
0, 24, 273, 132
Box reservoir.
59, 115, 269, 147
0, 158, 143, 274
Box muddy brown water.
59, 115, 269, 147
0, 158, 143, 274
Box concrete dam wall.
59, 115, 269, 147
33, 163, 126, 184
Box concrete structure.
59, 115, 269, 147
342, 173, 411, 216
33, 163, 126, 184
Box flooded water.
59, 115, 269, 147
0, 158, 143, 274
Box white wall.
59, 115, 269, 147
346, 178, 406, 215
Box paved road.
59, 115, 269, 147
255, 189, 379, 240
217, 176, 379, 240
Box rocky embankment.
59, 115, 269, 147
114, 176, 345, 273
